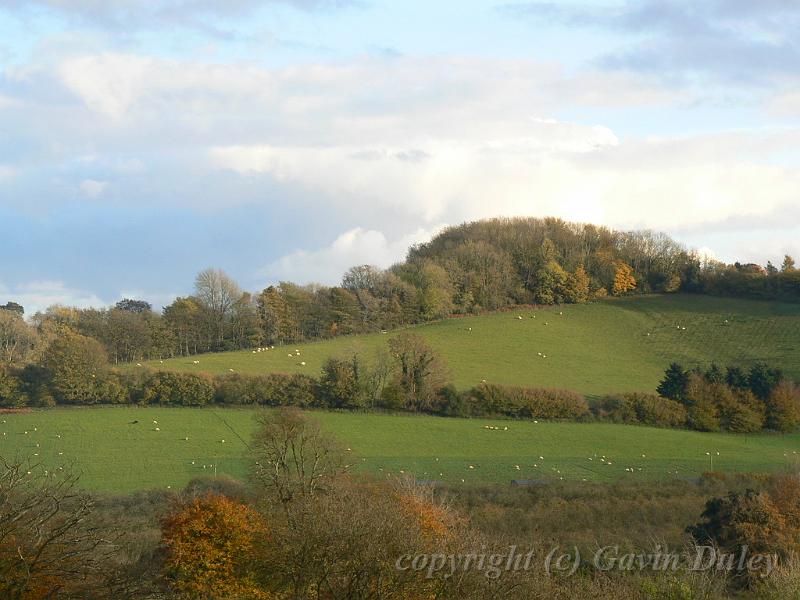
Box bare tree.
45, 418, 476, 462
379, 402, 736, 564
250, 408, 345, 517
0, 311, 38, 365
194, 268, 242, 349
0, 455, 124, 599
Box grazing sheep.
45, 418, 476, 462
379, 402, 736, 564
155, 427, 160, 431
300, 361, 306, 366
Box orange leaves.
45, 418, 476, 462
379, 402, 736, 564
612, 261, 637, 296
161, 493, 273, 599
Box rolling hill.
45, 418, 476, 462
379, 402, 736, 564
142, 294, 800, 397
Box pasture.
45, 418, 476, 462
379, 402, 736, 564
1, 407, 797, 493
141, 294, 800, 396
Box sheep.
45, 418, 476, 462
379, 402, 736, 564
136, 363, 142, 367
229, 368, 235, 372
300, 361, 306, 366
288, 354, 293, 358
221, 439, 226, 443
155, 427, 160, 431
517, 316, 522, 320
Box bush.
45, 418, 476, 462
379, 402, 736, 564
141, 372, 214, 406
593, 393, 687, 428
214, 372, 318, 408
463, 383, 589, 420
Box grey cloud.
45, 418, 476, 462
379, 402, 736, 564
501, 1, 800, 85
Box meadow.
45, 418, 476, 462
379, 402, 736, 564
142, 294, 800, 397
1, 406, 798, 493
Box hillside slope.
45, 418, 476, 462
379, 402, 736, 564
143, 294, 800, 396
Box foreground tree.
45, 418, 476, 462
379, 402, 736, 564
0, 456, 123, 599
161, 493, 272, 599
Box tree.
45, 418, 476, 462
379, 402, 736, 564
612, 261, 637, 296
687, 489, 794, 587
0, 456, 123, 599
0, 302, 24, 316
114, 298, 152, 314
748, 363, 783, 400
319, 355, 367, 409
387, 333, 448, 412
163, 297, 202, 356
565, 265, 590, 304
194, 268, 242, 350
0, 311, 38, 365
342, 265, 383, 293
726, 366, 749, 390
0, 366, 27, 408
251, 408, 346, 512
657, 363, 689, 402
704, 363, 725, 384
765, 380, 800, 433
782, 254, 796, 273
256, 286, 298, 345
161, 493, 271, 599
38, 331, 108, 404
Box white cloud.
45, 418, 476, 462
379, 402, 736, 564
262, 226, 443, 285
79, 178, 108, 198
1, 280, 107, 316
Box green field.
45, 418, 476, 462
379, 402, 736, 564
142, 295, 800, 396
1, 407, 798, 493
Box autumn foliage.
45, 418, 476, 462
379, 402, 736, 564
160, 493, 272, 599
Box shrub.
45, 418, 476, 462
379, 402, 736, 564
141, 372, 214, 406
463, 383, 589, 420
593, 393, 687, 428
214, 372, 319, 408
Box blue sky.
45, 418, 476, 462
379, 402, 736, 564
1, 0, 799, 313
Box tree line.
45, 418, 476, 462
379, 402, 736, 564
2, 324, 797, 433
1, 217, 798, 368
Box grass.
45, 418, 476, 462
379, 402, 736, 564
141, 294, 800, 397
1, 407, 798, 493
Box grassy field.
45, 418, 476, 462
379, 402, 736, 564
141, 294, 800, 396
1, 407, 798, 493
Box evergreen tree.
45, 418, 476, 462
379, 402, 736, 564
657, 363, 689, 402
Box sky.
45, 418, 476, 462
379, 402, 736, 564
1, 0, 799, 313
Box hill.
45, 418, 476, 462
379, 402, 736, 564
1, 407, 797, 493
143, 294, 800, 397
